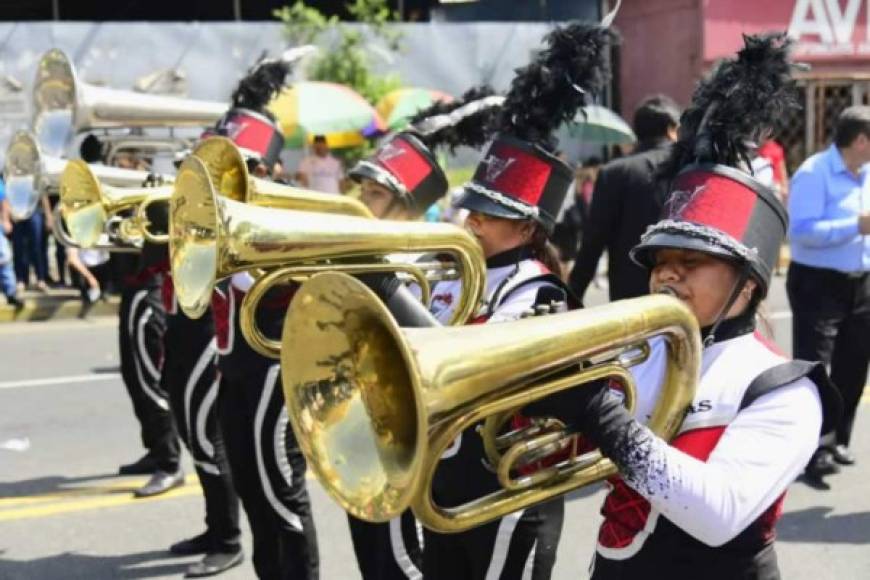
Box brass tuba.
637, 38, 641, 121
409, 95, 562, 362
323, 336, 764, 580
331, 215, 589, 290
279, 272, 701, 533
169, 153, 485, 356
58, 159, 173, 248
32, 49, 226, 156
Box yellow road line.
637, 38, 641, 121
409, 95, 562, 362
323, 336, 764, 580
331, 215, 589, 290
0, 475, 201, 521
0, 476, 185, 507
0, 485, 203, 522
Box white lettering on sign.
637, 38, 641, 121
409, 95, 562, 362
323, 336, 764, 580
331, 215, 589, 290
789, 0, 867, 44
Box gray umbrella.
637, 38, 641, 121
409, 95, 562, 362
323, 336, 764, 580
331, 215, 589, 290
566, 105, 636, 145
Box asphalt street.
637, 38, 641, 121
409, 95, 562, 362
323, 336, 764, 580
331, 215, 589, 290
1, 276, 868, 579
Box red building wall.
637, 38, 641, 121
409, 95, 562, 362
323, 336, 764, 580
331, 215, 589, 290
614, 0, 703, 120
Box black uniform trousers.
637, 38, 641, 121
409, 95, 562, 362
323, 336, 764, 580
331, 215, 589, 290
218, 367, 318, 579
118, 277, 179, 472
163, 309, 241, 553
214, 281, 319, 579
787, 261, 870, 446
422, 500, 564, 580
348, 511, 423, 580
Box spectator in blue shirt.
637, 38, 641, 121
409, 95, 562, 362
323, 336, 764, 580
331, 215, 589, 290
787, 105, 870, 487
0, 179, 22, 308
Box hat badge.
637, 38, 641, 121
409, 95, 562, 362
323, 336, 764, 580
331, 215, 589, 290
377, 140, 407, 163
481, 154, 515, 183
666, 184, 707, 218
222, 119, 248, 141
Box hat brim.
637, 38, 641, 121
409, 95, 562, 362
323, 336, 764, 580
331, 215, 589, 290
630, 231, 743, 270
454, 187, 531, 221
349, 161, 403, 197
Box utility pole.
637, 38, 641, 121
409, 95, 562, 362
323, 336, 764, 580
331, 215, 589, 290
52, 0, 60, 20
233, 0, 242, 21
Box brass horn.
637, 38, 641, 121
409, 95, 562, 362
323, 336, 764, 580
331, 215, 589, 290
185, 139, 479, 358
59, 159, 173, 248
169, 155, 484, 342
4, 130, 152, 221
32, 49, 226, 156
280, 272, 700, 533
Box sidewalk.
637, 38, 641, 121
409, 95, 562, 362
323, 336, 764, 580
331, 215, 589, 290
0, 287, 119, 323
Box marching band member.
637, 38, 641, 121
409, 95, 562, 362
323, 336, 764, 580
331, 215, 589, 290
104, 140, 182, 498
421, 22, 614, 580
528, 34, 842, 580
345, 86, 504, 580
208, 57, 319, 580
138, 197, 243, 577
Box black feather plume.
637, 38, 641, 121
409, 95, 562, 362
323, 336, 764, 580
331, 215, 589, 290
495, 22, 617, 153
407, 85, 502, 153
662, 32, 799, 179
230, 52, 295, 114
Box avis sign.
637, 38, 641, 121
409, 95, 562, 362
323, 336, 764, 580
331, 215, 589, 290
789, 0, 870, 56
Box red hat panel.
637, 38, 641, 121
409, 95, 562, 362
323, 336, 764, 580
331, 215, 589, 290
205, 108, 285, 167
376, 136, 433, 192
478, 141, 552, 207
669, 171, 757, 240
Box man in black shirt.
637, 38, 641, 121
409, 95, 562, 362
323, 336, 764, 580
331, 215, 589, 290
568, 95, 680, 301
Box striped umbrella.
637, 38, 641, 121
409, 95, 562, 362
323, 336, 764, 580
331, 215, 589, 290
376, 88, 453, 131
268, 81, 387, 148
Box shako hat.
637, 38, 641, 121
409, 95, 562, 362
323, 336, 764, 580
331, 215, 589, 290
350, 86, 504, 218
204, 108, 284, 168
202, 47, 314, 167
631, 33, 800, 296
455, 21, 617, 234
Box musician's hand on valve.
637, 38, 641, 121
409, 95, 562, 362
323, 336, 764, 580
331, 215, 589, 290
521, 378, 630, 453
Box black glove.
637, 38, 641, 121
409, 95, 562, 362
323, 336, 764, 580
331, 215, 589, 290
355, 273, 440, 329
523, 379, 635, 459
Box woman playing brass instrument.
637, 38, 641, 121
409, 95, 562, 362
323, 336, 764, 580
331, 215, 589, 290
417, 21, 613, 580
207, 57, 319, 580
343, 86, 504, 580
527, 34, 841, 580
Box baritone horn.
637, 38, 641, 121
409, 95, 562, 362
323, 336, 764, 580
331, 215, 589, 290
33, 49, 226, 156
169, 149, 484, 340
169, 137, 377, 318
280, 272, 701, 533
59, 159, 173, 247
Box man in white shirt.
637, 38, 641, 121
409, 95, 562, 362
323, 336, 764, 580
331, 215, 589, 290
295, 134, 345, 193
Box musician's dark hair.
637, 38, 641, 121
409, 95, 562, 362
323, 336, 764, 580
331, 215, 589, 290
529, 222, 563, 275
79, 134, 104, 163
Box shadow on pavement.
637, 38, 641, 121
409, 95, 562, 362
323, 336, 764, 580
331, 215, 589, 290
91, 365, 122, 374
778, 506, 870, 544
0, 472, 125, 497
0, 550, 192, 579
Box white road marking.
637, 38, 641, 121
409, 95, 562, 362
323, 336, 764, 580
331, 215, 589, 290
0, 373, 121, 390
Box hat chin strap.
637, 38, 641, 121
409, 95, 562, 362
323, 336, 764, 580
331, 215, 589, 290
703, 261, 753, 348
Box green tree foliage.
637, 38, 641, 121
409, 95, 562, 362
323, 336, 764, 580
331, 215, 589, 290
275, 0, 404, 162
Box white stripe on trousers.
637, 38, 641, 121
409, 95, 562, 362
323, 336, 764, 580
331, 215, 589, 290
184, 337, 219, 475
389, 517, 422, 579
129, 289, 160, 381
129, 289, 168, 411
254, 364, 303, 531
484, 510, 526, 580
521, 539, 537, 580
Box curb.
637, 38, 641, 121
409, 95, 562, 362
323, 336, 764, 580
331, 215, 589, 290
0, 293, 119, 322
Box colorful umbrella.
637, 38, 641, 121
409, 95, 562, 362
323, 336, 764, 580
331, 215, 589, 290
376, 88, 453, 131
268, 81, 386, 148
567, 105, 636, 145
